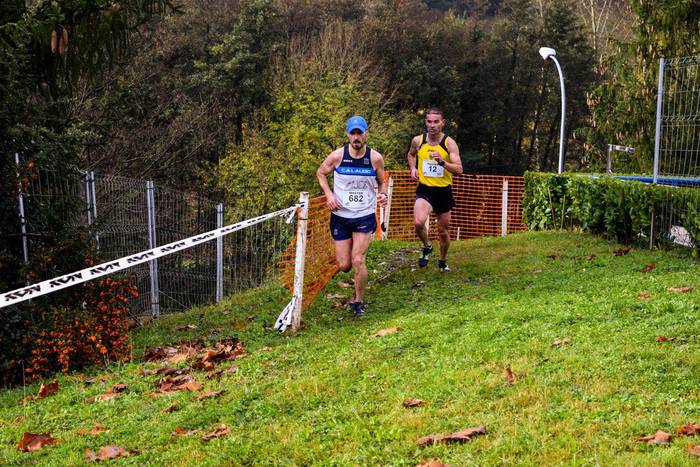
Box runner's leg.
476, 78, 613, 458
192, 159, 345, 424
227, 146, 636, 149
414, 198, 432, 247
436, 211, 451, 260
350, 231, 372, 302
334, 239, 352, 273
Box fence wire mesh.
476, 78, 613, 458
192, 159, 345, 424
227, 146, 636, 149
655, 55, 700, 251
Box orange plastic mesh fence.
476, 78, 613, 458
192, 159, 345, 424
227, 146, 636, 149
280, 172, 525, 310
384, 171, 526, 241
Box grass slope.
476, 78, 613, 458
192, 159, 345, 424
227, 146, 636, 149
1, 232, 700, 465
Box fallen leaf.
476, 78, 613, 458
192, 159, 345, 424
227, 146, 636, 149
86, 392, 119, 403
547, 253, 561, 260
84, 375, 109, 386
161, 402, 178, 413
689, 445, 700, 456
417, 426, 487, 446
37, 380, 59, 398
84, 445, 129, 462
196, 390, 224, 401
417, 460, 447, 467
77, 422, 109, 435
139, 367, 156, 376
657, 336, 669, 342
413, 280, 426, 288
552, 338, 572, 347
16, 432, 57, 452
403, 398, 424, 408
173, 427, 197, 436
206, 365, 237, 379
338, 280, 353, 288
638, 430, 671, 444
416, 434, 442, 446
641, 263, 656, 273
504, 366, 517, 385
677, 422, 700, 436
637, 292, 652, 300
326, 293, 346, 301
110, 383, 128, 393
176, 324, 198, 331
442, 425, 487, 443
184, 381, 203, 392
585, 255, 597, 260
613, 246, 632, 256
371, 327, 401, 338
201, 423, 229, 441
668, 286, 693, 293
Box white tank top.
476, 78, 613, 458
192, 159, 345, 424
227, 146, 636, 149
333, 145, 377, 219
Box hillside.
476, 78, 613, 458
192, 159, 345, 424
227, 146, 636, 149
1, 232, 699, 465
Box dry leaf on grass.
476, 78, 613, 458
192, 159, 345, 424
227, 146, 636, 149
547, 253, 561, 260
689, 445, 700, 456
16, 432, 57, 452
109, 383, 128, 393
637, 292, 652, 300
417, 425, 486, 446
403, 398, 424, 408
83, 375, 109, 386
657, 336, 687, 344
413, 280, 426, 288
641, 263, 656, 273
326, 293, 346, 301
371, 327, 400, 338
86, 392, 119, 404
161, 402, 178, 413
37, 380, 59, 398
613, 246, 632, 256
668, 286, 693, 293
417, 460, 448, 467
176, 324, 198, 331
77, 422, 109, 435
84, 445, 129, 462
585, 255, 597, 260
196, 390, 224, 401
504, 366, 517, 385
201, 424, 229, 441
174, 427, 198, 436
677, 422, 700, 436
638, 430, 671, 444
338, 279, 354, 288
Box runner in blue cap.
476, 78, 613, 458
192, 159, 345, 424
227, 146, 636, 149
316, 115, 388, 317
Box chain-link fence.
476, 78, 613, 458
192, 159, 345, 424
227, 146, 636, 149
14, 165, 296, 318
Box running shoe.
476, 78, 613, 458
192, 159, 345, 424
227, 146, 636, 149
438, 259, 451, 272
351, 301, 366, 317
418, 244, 433, 268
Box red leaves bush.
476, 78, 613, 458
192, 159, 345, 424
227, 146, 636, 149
7, 275, 137, 383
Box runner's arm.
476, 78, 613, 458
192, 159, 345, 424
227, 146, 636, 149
443, 137, 463, 175
373, 151, 388, 208
407, 136, 420, 181
316, 150, 342, 211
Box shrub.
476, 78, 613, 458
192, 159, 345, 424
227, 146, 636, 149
523, 172, 699, 248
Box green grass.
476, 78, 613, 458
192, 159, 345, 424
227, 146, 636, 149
2, 231, 700, 465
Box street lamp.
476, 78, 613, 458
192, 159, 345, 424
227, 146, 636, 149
539, 47, 567, 174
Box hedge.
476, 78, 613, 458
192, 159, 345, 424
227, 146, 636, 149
523, 172, 700, 249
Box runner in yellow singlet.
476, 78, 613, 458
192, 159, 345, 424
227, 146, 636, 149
407, 107, 463, 272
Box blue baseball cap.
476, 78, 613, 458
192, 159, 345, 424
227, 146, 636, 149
346, 115, 368, 133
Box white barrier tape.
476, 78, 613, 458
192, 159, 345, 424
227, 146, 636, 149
273, 295, 296, 334
1, 204, 300, 309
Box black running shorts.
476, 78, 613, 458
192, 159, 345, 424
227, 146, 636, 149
415, 184, 455, 214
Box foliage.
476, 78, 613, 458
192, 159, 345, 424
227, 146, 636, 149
587, 0, 700, 173
217, 22, 415, 217
523, 172, 700, 247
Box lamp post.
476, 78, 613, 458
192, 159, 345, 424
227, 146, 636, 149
539, 47, 566, 174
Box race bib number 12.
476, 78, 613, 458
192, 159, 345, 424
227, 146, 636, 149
422, 160, 444, 178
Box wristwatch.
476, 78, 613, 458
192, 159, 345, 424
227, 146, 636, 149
437, 158, 446, 167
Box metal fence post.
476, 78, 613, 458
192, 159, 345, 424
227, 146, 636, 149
14, 153, 29, 265
291, 192, 309, 331
89, 171, 100, 251
501, 179, 509, 236
216, 203, 224, 302
146, 181, 160, 317
653, 57, 665, 184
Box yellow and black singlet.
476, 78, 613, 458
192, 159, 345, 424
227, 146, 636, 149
416, 133, 452, 187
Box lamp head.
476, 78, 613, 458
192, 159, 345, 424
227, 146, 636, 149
539, 47, 556, 60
